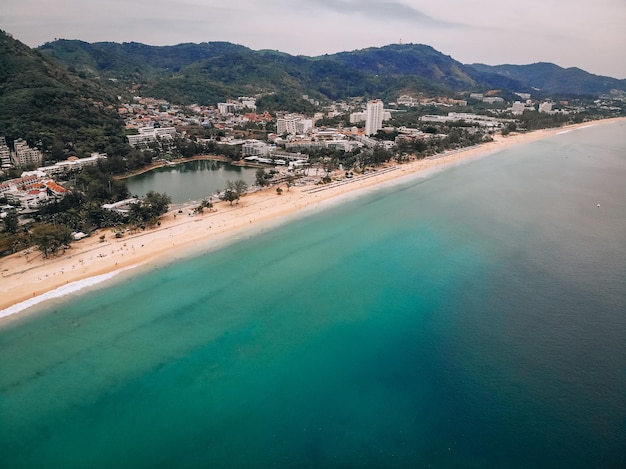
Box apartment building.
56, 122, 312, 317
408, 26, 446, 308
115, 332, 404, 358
276, 114, 312, 136
12, 139, 43, 167
0, 137, 11, 169
365, 100, 384, 136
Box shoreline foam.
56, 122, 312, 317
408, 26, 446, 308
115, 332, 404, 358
1, 118, 624, 320
0, 267, 135, 319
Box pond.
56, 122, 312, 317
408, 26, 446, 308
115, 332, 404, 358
124, 159, 258, 204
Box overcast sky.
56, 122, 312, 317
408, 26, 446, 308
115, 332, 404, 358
2, 0, 625, 78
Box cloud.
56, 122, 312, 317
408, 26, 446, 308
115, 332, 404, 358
301, 0, 462, 27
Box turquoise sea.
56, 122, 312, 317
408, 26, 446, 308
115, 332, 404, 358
1, 122, 625, 468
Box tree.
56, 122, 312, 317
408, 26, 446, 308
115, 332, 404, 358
128, 191, 172, 226
501, 122, 517, 136
143, 191, 172, 217
2, 209, 19, 234
285, 175, 295, 191
227, 179, 248, 197
194, 198, 213, 214
31, 223, 72, 258
276, 187, 283, 195
221, 189, 239, 206
372, 145, 393, 165
255, 168, 267, 186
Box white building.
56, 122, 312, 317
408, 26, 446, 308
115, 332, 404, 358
276, 114, 312, 136
242, 140, 271, 157
39, 153, 107, 176
239, 97, 257, 110
397, 127, 428, 138
285, 140, 324, 152
510, 101, 535, 115
325, 140, 362, 152
12, 139, 43, 167
127, 127, 177, 147
102, 198, 139, 215
483, 97, 504, 104
352, 134, 380, 148
419, 112, 502, 128
349, 111, 367, 124
397, 95, 420, 107
365, 100, 384, 136
0, 174, 68, 209
276, 117, 297, 135
217, 102, 237, 115
0, 137, 11, 169
539, 102, 553, 113
296, 119, 313, 134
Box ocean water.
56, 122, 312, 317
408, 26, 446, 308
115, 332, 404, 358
1, 122, 625, 468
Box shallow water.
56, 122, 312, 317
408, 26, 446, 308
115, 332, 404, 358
1, 122, 625, 467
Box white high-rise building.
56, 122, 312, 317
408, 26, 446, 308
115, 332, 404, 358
365, 99, 384, 136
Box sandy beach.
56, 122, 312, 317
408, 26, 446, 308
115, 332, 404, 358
1, 118, 623, 318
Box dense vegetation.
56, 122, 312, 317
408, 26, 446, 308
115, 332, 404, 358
36, 40, 534, 105
37, 39, 626, 109
0, 31, 129, 160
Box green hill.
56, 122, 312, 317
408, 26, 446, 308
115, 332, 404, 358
37, 40, 534, 105
0, 31, 128, 160
34, 38, 626, 107
469, 62, 626, 96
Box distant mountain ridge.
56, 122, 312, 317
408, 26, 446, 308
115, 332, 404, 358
469, 62, 626, 96
36, 39, 251, 78
35, 39, 625, 105
36, 40, 532, 104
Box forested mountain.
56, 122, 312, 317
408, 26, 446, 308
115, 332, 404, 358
36, 38, 625, 107
469, 62, 626, 96
0, 31, 127, 160
329, 44, 524, 92
37, 39, 532, 105
36, 39, 252, 81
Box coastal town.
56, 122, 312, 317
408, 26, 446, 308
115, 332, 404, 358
1, 90, 623, 237
1, 69, 625, 289
1, 108, 625, 315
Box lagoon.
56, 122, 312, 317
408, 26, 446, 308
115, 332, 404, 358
125, 159, 258, 203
